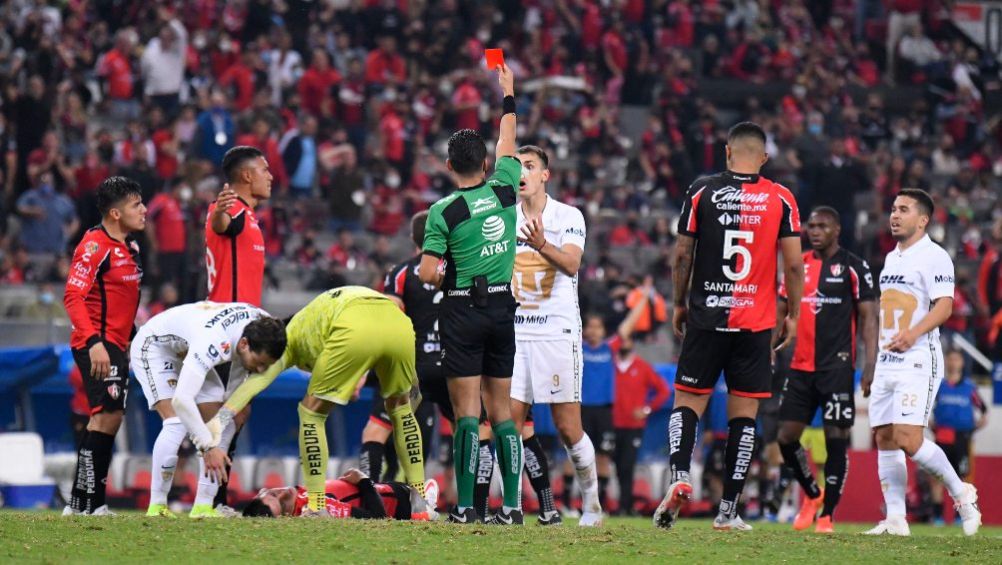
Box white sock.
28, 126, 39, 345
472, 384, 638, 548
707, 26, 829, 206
877, 449, 908, 518
565, 434, 600, 512
150, 417, 186, 506
194, 456, 220, 507
911, 439, 966, 499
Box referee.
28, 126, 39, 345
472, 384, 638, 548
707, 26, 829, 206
418, 63, 523, 525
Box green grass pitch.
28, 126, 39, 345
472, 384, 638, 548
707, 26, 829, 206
2, 513, 1000, 563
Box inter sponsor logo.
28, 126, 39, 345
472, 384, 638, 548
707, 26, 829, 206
303, 423, 324, 476
717, 212, 762, 226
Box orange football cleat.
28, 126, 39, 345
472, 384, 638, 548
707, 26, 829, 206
793, 490, 824, 531
815, 515, 834, 533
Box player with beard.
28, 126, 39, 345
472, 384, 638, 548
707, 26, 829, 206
775, 207, 878, 533
863, 189, 981, 537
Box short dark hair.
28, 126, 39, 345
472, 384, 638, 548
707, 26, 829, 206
727, 121, 767, 145
897, 188, 935, 218
809, 206, 840, 223
411, 211, 429, 248
242, 317, 287, 360
447, 129, 487, 176
242, 498, 275, 517
516, 145, 549, 168
96, 176, 142, 216
222, 146, 264, 182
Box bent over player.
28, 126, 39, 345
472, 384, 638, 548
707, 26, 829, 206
776, 207, 878, 533
863, 189, 981, 537
211, 286, 425, 515
132, 302, 286, 518
63, 177, 145, 516
655, 122, 804, 531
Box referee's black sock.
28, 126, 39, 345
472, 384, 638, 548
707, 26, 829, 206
668, 407, 698, 484
779, 440, 822, 499
87, 431, 115, 511
359, 441, 385, 480
523, 435, 556, 514
473, 440, 494, 521
213, 425, 242, 508
720, 418, 756, 518
821, 437, 849, 518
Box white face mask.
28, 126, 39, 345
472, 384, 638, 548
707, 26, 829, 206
179, 186, 193, 202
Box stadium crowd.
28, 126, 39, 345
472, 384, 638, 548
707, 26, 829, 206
0, 1, 1000, 356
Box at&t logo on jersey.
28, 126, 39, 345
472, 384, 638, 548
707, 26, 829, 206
482, 216, 506, 242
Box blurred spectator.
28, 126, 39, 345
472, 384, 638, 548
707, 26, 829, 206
140, 9, 187, 118
298, 48, 341, 120
146, 180, 189, 295
282, 114, 319, 198
97, 29, 138, 122
15, 174, 78, 255
810, 139, 870, 250
194, 89, 235, 164
365, 35, 406, 88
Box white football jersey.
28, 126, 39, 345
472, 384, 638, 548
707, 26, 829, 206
876, 235, 954, 372
141, 301, 269, 386
513, 196, 586, 341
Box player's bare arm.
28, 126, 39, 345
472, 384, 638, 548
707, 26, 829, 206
418, 254, 443, 288
518, 218, 582, 276
858, 299, 879, 397
495, 64, 516, 159
887, 297, 953, 353
210, 183, 238, 234
774, 236, 804, 351
671, 234, 696, 338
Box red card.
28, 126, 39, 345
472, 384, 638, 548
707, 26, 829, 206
485, 48, 505, 70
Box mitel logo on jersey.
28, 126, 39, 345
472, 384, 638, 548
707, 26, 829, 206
471, 197, 497, 214
880, 275, 906, 284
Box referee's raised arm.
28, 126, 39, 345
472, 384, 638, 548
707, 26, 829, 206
495, 64, 516, 159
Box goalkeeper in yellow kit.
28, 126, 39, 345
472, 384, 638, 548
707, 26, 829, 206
210, 286, 425, 514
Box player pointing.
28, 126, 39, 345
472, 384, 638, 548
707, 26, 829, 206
655, 122, 804, 531
863, 189, 981, 537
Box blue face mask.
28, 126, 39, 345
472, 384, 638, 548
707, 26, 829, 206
39, 292, 54, 305
808, 123, 823, 136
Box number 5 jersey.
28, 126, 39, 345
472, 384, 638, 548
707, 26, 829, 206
676, 171, 801, 332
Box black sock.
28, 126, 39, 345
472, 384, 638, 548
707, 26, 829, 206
779, 441, 821, 499
523, 435, 556, 514
668, 407, 698, 484
562, 474, 575, 508
821, 437, 849, 517
598, 475, 609, 510
779, 463, 794, 493
359, 441, 385, 479
473, 440, 493, 521
214, 425, 241, 507
70, 430, 91, 512
720, 418, 756, 518
87, 431, 115, 511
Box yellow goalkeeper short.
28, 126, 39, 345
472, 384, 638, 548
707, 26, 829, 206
307, 300, 416, 404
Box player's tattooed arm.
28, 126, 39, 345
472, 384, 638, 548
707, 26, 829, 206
672, 235, 695, 307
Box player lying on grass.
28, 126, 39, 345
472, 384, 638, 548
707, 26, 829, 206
132, 302, 287, 518
242, 469, 437, 520
210, 286, 426, 516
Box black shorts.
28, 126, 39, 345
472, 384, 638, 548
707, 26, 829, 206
72, 341, 129, 414
675, 328, 772, 398
779, 367, 855, 427
582, 405, 615, 455
937, 431, 972, 478
440, 295, 516, 378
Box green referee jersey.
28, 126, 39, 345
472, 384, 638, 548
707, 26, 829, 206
423, 156, 521, 290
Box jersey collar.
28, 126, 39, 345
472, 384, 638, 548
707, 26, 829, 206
894, 234, 931, 257
723, 170, 759, 183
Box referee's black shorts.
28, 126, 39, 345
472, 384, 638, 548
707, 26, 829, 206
439, 291, 516, 379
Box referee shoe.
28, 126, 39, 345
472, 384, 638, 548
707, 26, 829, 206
488, 508, 524, 525
447, 506, 480, 524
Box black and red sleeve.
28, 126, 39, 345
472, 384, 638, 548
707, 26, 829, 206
850, 254, 877, 302
348, 479, 388, 519
776, 185, 801, 238
676, 182, 707, 238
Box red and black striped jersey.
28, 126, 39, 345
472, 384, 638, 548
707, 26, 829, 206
677, 171, 801, 332
383, 254, 442, 369
64, 226, 143, 350
205, 197, 265, 306
780, 249, 876, 372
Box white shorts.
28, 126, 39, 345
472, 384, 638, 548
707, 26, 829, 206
131, 331, 225, 411
869, 366, 943, 428
511, 340, 582, 405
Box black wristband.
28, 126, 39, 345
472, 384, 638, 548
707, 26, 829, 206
86, 335, 102, 349
502, 95, 516, 116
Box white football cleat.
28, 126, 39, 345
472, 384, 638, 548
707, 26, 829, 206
561, 506, 581, 519
90, 505, 116, 516
579, 511, 604, 527
713, 514, 753, 531
862, 516, 910, 536
653, 481, 692, 530
954, 483, 981, 537
214, 504, 240, 518
424, 478, 440, 510
62, 505, 82, 516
